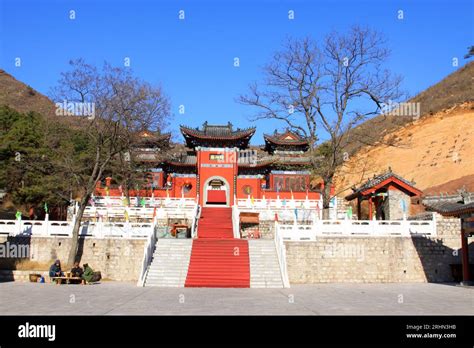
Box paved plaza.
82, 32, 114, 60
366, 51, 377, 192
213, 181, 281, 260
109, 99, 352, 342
0, 282, 472, 315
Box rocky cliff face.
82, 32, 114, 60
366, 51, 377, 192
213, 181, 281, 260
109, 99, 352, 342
334, 61, 474, 197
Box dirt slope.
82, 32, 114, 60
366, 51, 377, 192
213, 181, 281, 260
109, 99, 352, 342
335, 103, 474, 196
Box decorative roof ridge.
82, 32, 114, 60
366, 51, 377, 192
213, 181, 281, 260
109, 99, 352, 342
179, 122, 256, 130
179, 124, 256, 132
179, 123, 256, 140
263, 132, 308, 142
346, 167, 421, 200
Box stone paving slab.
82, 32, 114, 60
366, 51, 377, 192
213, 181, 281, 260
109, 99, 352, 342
0, 282, 472, 315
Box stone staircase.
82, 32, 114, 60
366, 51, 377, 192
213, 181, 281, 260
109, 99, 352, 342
144, 239, 192, 287
143, 237, 285, 288
248, 240, 284, 288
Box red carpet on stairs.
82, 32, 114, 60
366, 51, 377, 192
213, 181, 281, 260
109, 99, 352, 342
185, 207, 250, 288
196, 207, 234, 239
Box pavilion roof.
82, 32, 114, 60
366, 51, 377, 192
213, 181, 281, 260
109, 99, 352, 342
180, 122, 255, 148
165, 153, 197, 167
264, 130, 308, 145
237, 158, 276, 168
136, 130, 171, 142
423, 191, 474, 216
424, 201, 474, 216
237, 155, 311, 171
263, 130, 309, 153
345, 168, 422, 200
133, 131, 171, 150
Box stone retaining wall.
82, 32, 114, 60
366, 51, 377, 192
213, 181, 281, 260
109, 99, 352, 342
285, 214, 472, 283
0, 236, 146, 282
0, 270, 49, 282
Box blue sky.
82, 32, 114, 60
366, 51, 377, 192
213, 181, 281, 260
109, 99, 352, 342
0, 0, 472, 144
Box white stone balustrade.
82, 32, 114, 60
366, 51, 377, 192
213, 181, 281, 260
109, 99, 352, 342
277, 218, 437, 241
0, 219, 153, 239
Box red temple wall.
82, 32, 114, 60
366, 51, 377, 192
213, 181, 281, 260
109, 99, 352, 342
236, 177, 261, 199
260, 190, 320, 200
172, 176, 197, 198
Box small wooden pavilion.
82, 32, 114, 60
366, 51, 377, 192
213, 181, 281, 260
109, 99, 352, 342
345, 168, 422, 220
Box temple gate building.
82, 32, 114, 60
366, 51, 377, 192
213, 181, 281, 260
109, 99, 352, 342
95, 122, 322, 204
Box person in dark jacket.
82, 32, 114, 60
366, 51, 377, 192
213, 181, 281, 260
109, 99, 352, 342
70, 262, 83, 277
69, 261, 83, 284
49, 260, 63, 280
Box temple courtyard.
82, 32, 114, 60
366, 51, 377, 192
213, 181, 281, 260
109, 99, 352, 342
0, 282, 471, 315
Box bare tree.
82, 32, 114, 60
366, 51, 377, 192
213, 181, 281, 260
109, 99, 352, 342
50, 59, 170, 265
239, 26, 404, 218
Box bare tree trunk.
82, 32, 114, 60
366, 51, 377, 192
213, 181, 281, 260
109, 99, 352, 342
125, 187, 130, 203
67, 193, 90, 266
322, 176, 333, 220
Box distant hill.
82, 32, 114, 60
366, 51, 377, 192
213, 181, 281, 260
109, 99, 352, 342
344, 61, 474, 155
0, 68, 57, 117
409, 61, 474, 115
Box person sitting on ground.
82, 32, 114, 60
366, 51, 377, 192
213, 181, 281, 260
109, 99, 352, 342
70, 262, 83, 278
81, 263, 101, 283
69, 262, 83, 284
49, 260, 63, 282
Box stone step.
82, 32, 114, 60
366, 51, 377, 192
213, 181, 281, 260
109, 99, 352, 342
248, 240, 285, 288
251, 280, 283, 284
147, 271, 188, 275
148, 271, 187, 274
148, 267, 187, 272
143, 238, 192, 287
146, 277, 185, 281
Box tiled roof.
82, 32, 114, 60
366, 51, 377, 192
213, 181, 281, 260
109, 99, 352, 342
424, 201, 474, 216
345, 169, 421, 200
237, 154, 310, 168
180, 122, 256, 139
423, 191, 474, 216
238, 158, 276, 167
133, 132, 171, 151
273, 155, 311, 163
136, 131, 171, 142
263, 130, 309, 145
167, 154, 197, 166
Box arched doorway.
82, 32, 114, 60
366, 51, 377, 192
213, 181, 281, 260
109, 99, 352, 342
202, 176, 230, 206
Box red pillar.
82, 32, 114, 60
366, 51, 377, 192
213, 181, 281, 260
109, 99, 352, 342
461, 219, 470, 283
368, 196, 373, 220
357, 197, 361, 220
